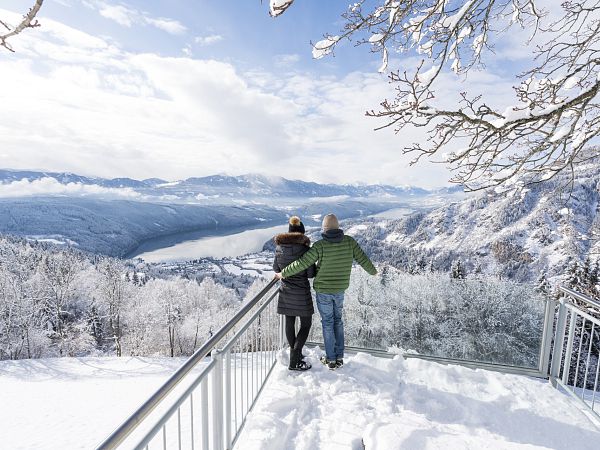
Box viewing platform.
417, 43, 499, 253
92, 281, 600, 450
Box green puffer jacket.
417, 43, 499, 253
281, 230, 377, 293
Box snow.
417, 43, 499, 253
269, 0, 293, 17
417, 65, 440, 85
26, 235, 79, 246
550, 125, 571, 143
2, 350, 599, 450
0, 357, 206, 450
224, 263, 264, 276
440, 0, 476, 30
156, 181, 181, 188
564, 74, 583, 90
238, 348, 600, 449
472, 33, 486, 56
369, 33, 384, 43
347, 224, 369, 234
378, 47, 389, 73
312, 36, 339, 59
491, 106, 532, 128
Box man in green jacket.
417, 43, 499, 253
275, 213, 377, 369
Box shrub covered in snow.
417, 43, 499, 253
310, 267, 546, 368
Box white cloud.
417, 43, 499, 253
0, 8, 518, 188
88, 1, 187, 34
146, 17, 187, 35
98, 4, 135, 27
0, 178, 142, 199
194, 34, 224, 46
274, 53, 300, 68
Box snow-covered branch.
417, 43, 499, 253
269, 0, 295, 17
0, 0, 44, 52
274, 1, 600, 191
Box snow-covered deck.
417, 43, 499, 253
1, 352, 599, 450
237, 348, 600, 450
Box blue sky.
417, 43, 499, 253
33, 1, 374, 73
0, 0, 557, 188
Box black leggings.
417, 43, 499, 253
285, 315, 312, 352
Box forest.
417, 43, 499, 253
5, 232, 598, 367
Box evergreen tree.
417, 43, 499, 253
450, 259, 466, 280
535, 272, 551, 296
565, 260, 580, 289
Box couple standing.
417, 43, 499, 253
273, 214, 377, 371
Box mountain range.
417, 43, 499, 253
0, 169, 459, 200
0, 169, 464, 257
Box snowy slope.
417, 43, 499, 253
358, 160, 600, 281
239, 348, 600, 450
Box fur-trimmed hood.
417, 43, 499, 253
274, 232, 310, 246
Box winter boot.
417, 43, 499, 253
320, 355, 337, 370
335, 359, 344, 369
288, 347, 299, 370
289, 348, 311, 371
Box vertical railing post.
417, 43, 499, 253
539, 296, 556, 377
201, 378, 209, 450
211, 349, 223, 450
223, 349, 232, 449
550, 296, 568, 384
279, 314, 285, 349
561, 310, 577, 385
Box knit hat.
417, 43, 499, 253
288, 216, 305, 234
322, 213, 339, 232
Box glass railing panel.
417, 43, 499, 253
308, 269, 546, 369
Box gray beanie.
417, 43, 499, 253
322, 213, 339, 232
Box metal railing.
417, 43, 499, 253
549, 286, 600, 421
96, 279, 282, 450
97, 279, 600, 450
307, 279, 555, 378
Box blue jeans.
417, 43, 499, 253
316, 292, 345, 361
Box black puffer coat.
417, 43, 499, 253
273, 233, 316, 316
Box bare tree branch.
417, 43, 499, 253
274, 1, 600, 192
0, 0, 44, 52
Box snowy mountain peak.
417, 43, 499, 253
0, 169, 448, 199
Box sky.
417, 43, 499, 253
0, 0, 559, 188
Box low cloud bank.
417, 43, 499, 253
0, 178, 142, 199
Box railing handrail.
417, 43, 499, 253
96, 278, 279, 450
550, 285, 600, 425
558, 285, 600, 310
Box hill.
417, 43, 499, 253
352, 160, 600, 281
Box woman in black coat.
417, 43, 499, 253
273, 216, 316, 371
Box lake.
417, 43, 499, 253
370, 207, 415, 220
134, 224, 287, 262
132, 205, 418, 263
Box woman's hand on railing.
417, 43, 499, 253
273, 272, 283, 280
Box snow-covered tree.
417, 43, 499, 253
450, 259, 466, 279
0, 236, 247, 360
40, 251, 82, 356
535, 272, 551, 296
97, 258, 135, 356
273, 1, 600, 191
342, 267, 544, 367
